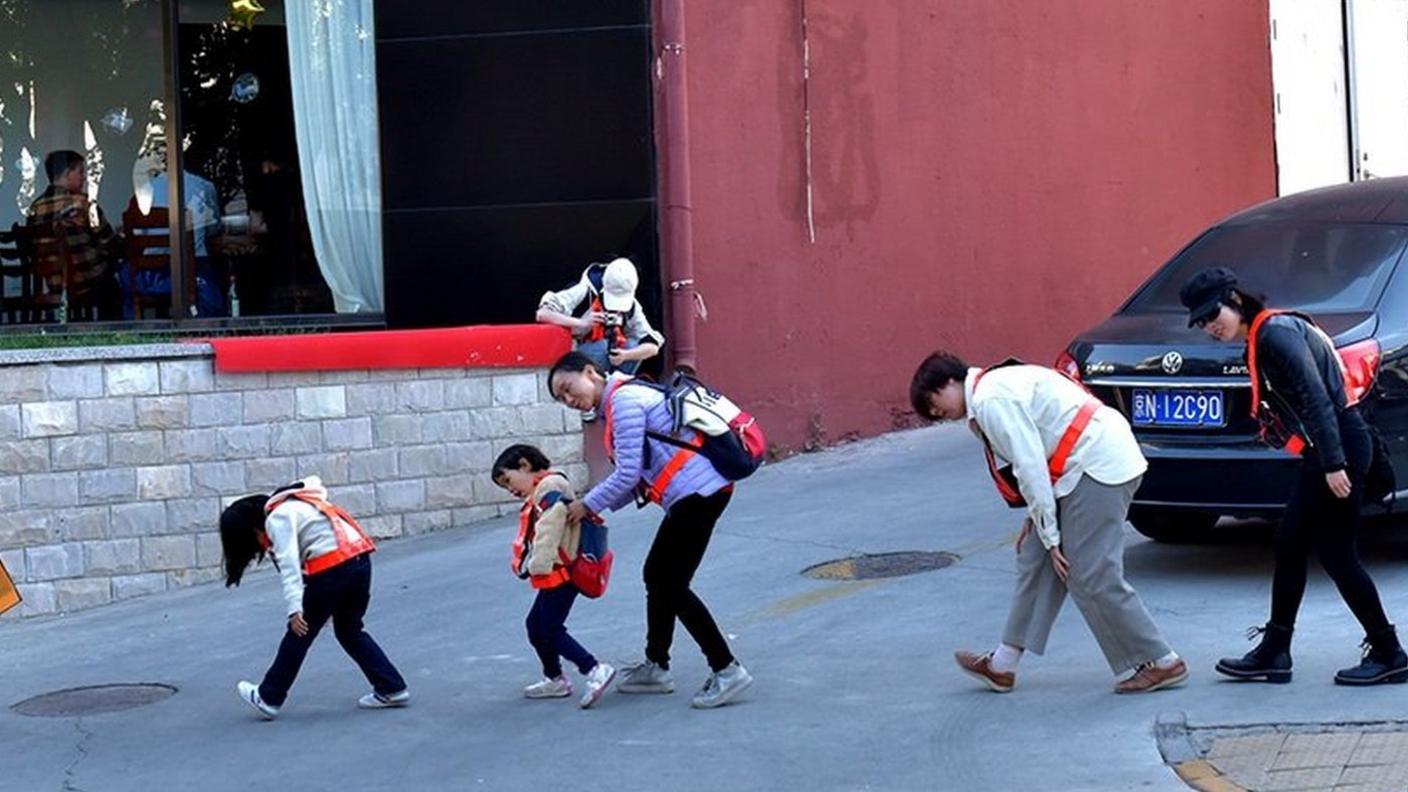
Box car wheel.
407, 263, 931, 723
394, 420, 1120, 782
1128, 507, 1220, 543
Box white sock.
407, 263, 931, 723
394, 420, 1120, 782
990, 643, 1023, 673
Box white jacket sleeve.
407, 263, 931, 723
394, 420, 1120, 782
976, 398, 1061, 549
624, 302, 664, 347
264, 509, 305, 616
538, 280, 591, 317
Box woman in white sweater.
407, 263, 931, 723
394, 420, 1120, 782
220, 476, 409, 720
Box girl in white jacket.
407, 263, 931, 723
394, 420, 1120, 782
220, 476, 409, 720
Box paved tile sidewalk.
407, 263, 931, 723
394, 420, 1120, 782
1171, 725, 1408, 791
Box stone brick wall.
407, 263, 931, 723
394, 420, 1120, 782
0, 345, 583, 619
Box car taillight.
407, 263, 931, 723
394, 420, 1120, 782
1338, 338, 1381, 405
1055, 350, 1081, 382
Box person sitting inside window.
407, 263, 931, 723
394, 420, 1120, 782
26, 150, 121, 318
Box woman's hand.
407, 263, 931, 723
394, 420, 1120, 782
1326, 469, 1353, 499
1015, 518, 1032, 554
566, 500, 588, 523
1049, 546, 1071, 583
288, 611, 309, 637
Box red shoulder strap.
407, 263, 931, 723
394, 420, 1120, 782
600, 378, 635, 457
1246, 309, 1287, 418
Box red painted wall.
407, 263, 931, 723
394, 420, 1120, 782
675, 0, 1275, 451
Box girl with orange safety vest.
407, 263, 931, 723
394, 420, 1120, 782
909, 350, 1187, 695
219, 476, 409, 719
493, 444, 617, 709
1182, 267, 1406, 686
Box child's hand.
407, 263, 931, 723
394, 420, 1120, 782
577, 312, 606, 331
608, 348, 632, 366
288, 611, 309, 637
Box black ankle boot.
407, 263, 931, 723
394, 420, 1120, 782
1335, 625, 1408, 686
1215, 623, 1293, 683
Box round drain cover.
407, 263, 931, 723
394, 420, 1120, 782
12, 683, 177, 717
803, 551, 959, 581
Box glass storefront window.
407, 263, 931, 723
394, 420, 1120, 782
0, 0, 383, 327
0, 0, 165, 322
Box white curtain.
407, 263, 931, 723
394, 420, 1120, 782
286, 0, 384, 313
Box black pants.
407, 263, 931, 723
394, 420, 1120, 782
644, 489, 736, 673
526, 583, 597, 678
1270, 410, 1392, 637
258, 554, 406, 706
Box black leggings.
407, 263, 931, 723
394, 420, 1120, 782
643, 489, 736, 673
1270, 411, 1392, 637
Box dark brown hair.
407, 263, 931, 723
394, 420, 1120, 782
909, 351, 970, 420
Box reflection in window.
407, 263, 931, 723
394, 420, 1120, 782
0, 0, 383, 325
178, 0, 384, 318
1126, 223, 1408, 316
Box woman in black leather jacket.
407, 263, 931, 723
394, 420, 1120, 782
1181, 267, 1405, 686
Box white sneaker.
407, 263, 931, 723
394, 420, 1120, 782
617, 661, 675, 694
357, 689, 410, 709
237, 680, 279, 720
579, 662, 616, 709
691, 661, 753, 709
524, 675, 573, 699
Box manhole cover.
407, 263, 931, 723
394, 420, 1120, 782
12, 683, 177, 717
802, 551, 959, 580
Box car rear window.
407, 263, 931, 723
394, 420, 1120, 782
1123, 223, 1408, 315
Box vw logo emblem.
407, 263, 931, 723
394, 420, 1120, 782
1161, 351, 1184, 375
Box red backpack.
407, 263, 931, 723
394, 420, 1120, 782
567, 515, 613, 599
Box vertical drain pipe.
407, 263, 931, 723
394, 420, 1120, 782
658, 0, 699, 372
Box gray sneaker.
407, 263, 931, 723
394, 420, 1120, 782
691, 661, 753, 709
616, 661, 675, 694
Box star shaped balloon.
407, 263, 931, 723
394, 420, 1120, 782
228, 0, 266, 31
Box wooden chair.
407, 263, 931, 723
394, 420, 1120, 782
0, 225, 30, 323
16, 223, 114, 323
0, 223, 108, 324
122, 199, 196, 319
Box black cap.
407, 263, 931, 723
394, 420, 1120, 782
1179, 267, 1239, 328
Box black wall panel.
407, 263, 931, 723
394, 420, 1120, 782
376, 1, 647, 41
375, 1, 658, 330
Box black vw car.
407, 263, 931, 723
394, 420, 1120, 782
1058, 177, 1408, 541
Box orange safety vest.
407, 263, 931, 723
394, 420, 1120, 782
585, 295, 629, 349
511, 472, 573, 589
971, 365, 1102, 508
601, 379, 699, 506
1246, 309, 1359, 457
271, 493, 376, 576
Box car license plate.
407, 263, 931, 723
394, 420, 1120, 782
1131, 389, 1226, 428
